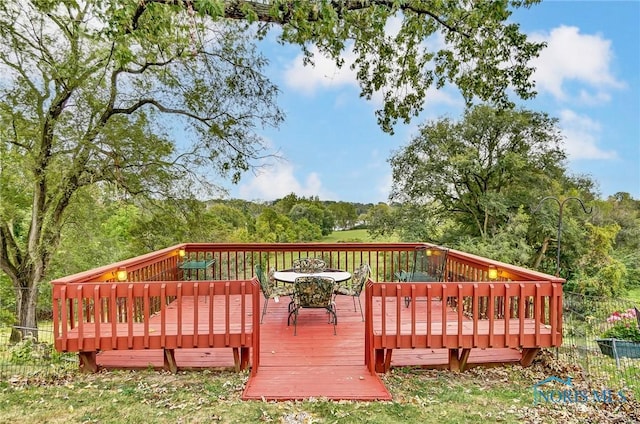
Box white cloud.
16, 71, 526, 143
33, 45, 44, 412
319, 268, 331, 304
529, 25, 625, 102
282, 14, 404, 95
283, 43, 461, 112
376, 172, 392, 202
238, 162, 335, 201
559, 109, 617, 160
283, 46, 358, 95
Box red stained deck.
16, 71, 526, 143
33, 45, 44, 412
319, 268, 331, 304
94, 294, 527, 401
53, 243, 564, 401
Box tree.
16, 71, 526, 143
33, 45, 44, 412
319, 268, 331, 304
365, 202, 394, 236
327, 201, 358, 230
0, 1, 282, 339
255, 207, 295, 242
388, 105, 568, 241
1, 0, 548, 337
139, 0, 545, 133
588, 193, 640, 289
565, 223, 626, 297
368, 202, 449, 243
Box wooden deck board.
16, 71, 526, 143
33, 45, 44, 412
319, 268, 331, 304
243, 365, 390, 401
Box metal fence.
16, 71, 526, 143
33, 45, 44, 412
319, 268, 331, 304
0, 325, 76, 379
560, 291, 640, 394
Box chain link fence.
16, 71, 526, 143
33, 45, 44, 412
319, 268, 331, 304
0, 287, 75, 380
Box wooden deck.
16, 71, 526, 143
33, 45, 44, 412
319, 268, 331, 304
52, 242, 565, 401
94, 293, 528, 401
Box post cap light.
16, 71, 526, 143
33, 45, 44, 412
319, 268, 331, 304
488, 266, 498, 280
116, 267, 128, 282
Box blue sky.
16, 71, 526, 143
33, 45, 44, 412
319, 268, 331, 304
224, 1, 640, 204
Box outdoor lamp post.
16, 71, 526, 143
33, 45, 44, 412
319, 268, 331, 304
532, 196, 592, 277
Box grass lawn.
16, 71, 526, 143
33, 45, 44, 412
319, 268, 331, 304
1, 351, 637, 424
625, 287, 640, 303
322, 229, 400, 243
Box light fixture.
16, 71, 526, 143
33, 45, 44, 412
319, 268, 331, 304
488, 266, 498, 280
425, 249, 433, 256
178, 249, 186, 258
116, 267, 128, 282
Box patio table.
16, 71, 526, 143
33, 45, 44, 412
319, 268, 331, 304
273, 270, 351, 284
179, 259, 215, 280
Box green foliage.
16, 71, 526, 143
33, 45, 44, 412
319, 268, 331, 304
254, 0, 545, 133
365, 203, 395, 238
389, 105, 567, 241
601, 323, 640, 343
326, 201, 358, 230
567, 260, 627, 298
255, 207, 296, 242
590, 193, 640, 288
9, 335, 53, 364
454, 208, 533, 266
0, 309, 16, 327
0, 0, 283, 331
565, 222, 627, 297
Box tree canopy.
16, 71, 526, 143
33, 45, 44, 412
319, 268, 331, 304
1, 0, 547, 338
388, 105, 568, 240
134, 0, 544, 133
0, 0, 282, 336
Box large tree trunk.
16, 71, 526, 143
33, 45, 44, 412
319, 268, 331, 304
9, 280, 39, 343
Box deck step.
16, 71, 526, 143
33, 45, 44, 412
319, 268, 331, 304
242, 365, 391, 401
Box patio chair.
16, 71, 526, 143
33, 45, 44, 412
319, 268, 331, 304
256, 264, 293, 324
334, 262, 371, 321
292, 257, 326, 273
404, 245, 449, 307
287, 275, 337, 335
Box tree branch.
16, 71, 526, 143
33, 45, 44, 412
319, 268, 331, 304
136, 0, 471, 38
109, 98, 247, 156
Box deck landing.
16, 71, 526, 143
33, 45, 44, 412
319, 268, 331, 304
243, 365, 390, 401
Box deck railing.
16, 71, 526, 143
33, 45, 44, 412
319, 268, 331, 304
51, 242, 564, 373
364, 279, 563, 373
51, 242, 564, 287
52, 277, 260, 374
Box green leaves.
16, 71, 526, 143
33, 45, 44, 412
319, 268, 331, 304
387, 104, 575, 257
0, 0, 284, 332
196, 0, 226, 18
142, 0, 545, 133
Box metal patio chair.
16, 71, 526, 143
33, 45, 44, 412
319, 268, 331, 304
292, 257, 327, 273
404, 245, 449, 307
256, 264, 293, 323
334, 262, 370, 321
287, 275, 337, 335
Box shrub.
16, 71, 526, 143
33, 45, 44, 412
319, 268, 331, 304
9, 334, 53, 364
601, 308, 640, 342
